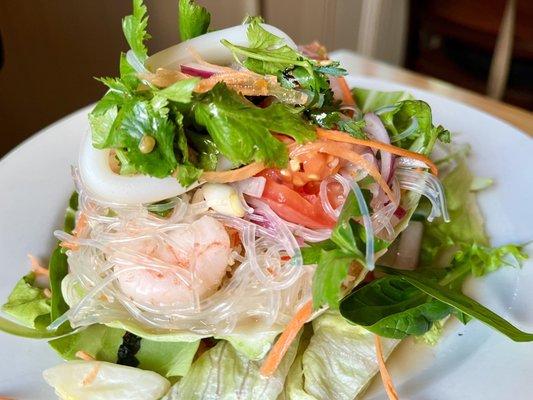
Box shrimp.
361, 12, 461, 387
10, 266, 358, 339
115, 215, 231, 307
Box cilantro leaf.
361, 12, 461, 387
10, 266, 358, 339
193, 83, 315, 167
178, 0, 211, 41
222, 21, 301, 75
122, 0, 151, 63
109, 100, 178, 178
157, 78, 200, 103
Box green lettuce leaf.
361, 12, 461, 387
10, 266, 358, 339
163, 336, 300, 400
2, 273, 51, 329
421, 160, 488, 267
351, 88, 450, 153
308, 190, 389, 310
219, 331, 279, 360
122, 0, 151, 63
312, 249, 352, 310
106, 319, 277, 361
352, 88, 413, 113
280, 312, 398, 400
178, 0, 211, 41
193, 83, 315, 167
49, 324, 199, 378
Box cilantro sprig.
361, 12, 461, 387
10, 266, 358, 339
222, 20, 346, 104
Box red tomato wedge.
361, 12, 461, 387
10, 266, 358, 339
260, 170, 336, 229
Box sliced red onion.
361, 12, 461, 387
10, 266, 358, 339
232, 177, 266, 198
363, 113, 394, 183
393, 221, 424, 270
394, 206, 407, 219
396, 156, 430, 170
284, 222, 332, 243
180, 62, 219, 78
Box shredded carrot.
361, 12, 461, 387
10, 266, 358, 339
337, 76, 356, 106
293, 141, 396, 204
60, 212, 87, 250
59, 241, 79, 251
28, 254, 49, 277
81, 362, 101, 386
317, 128, 438, 176
374, 335, 399, 400
73, 212, 88, 236
260, 300, 313, 376
201, 162, 266, 183
75, 350, 95, 361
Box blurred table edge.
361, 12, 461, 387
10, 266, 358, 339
334, 51, 533, 136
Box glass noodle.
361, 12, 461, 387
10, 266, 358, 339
52, 170, 313, 336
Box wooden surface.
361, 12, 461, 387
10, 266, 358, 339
341, 53, 533, 136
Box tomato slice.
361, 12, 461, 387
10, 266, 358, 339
260, 170, 336, 229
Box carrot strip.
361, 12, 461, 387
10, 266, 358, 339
82, 363, 101, 386
374, 335, 399, 400
28, 254, 49, 277
293, 141, 396, 204
260, 300, 313, 377
201, 162, 266, 183
337, 76, 356, 106
59, 241, 79, 251
73, 212, 88, 236
75, 350, 95, 361
317, 128, 438, 176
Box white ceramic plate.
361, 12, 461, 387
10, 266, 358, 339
1, 53, 532, 399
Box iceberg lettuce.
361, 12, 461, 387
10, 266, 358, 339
164, 334, 301, 400
280, 312, 398, 400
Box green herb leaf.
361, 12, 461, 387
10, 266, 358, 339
1, 273, 51, 329
307, 191, 389, 310
0, 315, 62, 339
188, 133, 219, 171
339, 275, 452, 339
312, 249, 353, 310
63, 192, 78, 235
222, 21, 301, 76
377, 100, 436, 155
193, 83, 315, 167
454, 243, 527, 278
122, 0, 151, 63
157, 78, 200, 103
107, 100, 178, 178
381, 267, 533, 342
178, 0, 211, 41
49, 247, 69, 322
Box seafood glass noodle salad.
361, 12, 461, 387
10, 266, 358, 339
0, 1, 531, 399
